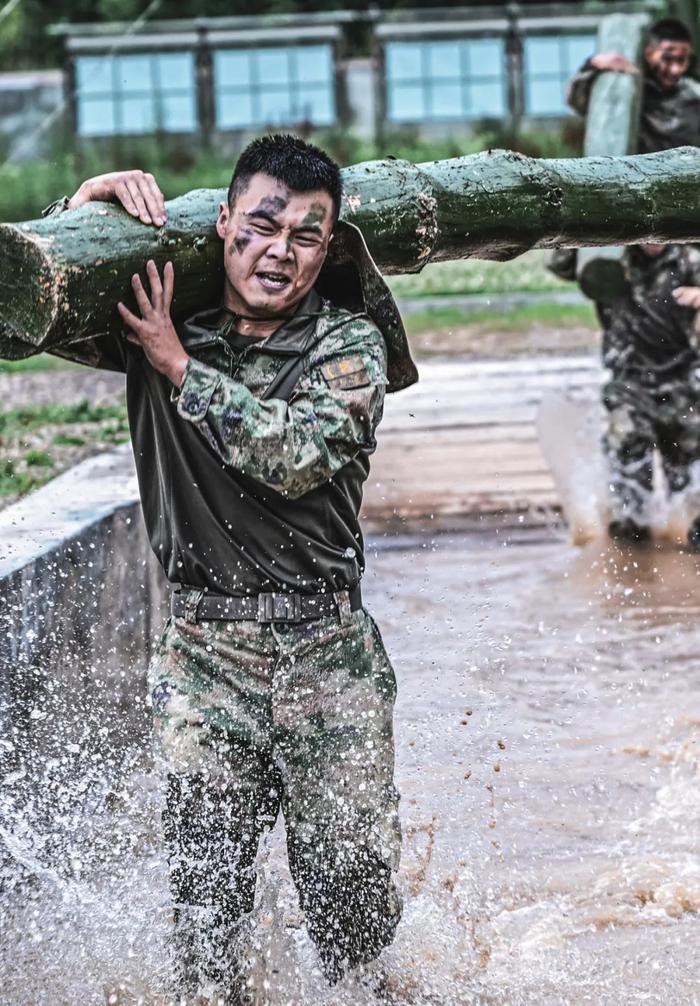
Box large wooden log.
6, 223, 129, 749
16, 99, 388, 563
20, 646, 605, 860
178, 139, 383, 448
669, 0, 699, 50
3, 146, 700, 359
576, 12, 648, 300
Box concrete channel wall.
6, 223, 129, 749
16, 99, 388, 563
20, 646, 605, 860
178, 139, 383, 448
0, 447, 168, 836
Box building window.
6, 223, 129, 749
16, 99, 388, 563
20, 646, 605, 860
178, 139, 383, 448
524, 34, 596, 116
213, 44, 335, 130
384, 38, 506, 123
75, 52, 197, 136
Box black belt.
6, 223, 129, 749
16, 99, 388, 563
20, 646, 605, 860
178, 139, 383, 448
171, 585, 363, 624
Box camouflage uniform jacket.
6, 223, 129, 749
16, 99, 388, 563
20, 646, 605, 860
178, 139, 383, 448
602, 244, 700, 378
55, 288, 388, 597
568, 63, 700, 152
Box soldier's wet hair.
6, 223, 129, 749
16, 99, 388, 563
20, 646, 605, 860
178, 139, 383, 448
647, 18, 693, 47
228, 134, 343, 222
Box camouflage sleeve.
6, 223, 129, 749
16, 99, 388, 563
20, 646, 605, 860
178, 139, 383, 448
566, 60, 598, 116
683, 246, 700, 289
174, 319, 388, 499
600, 301, 634, 371
42, 196, 71, 218
681, 248, 700, 353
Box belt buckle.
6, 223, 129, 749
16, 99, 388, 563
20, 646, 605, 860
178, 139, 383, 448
184, 589, 204, 624
257, 592, 302, 623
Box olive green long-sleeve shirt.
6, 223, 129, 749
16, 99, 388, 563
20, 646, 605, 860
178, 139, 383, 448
53, 290, 388, 596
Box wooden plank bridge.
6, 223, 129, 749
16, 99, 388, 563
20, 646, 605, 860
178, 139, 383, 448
362, 354, 602, 525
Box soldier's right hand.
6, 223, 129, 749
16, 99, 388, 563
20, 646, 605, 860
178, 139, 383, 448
590, 52, 639, 75
67, 170, 166, 227
673, 286, 700, 309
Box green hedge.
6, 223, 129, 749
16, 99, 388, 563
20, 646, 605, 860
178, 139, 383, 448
0, 126, 582, 223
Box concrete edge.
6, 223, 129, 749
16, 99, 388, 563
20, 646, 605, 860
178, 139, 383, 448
0, 444, 139, 578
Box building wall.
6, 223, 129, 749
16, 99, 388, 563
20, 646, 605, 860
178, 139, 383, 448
3, 6, 654, 157
342, 57, 377, 140
0, 70, 64, 162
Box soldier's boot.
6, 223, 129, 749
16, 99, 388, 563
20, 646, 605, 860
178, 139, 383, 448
687, 516, 700, 552
170, 907, 253, 1006
607, 518, 652, 546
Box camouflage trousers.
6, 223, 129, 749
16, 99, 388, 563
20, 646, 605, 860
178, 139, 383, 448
602, 369, 700, 522
149, 607, 402, 997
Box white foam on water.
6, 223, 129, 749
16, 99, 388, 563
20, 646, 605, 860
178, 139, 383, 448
4, 533, 700, 1004
537, 390, 700, 547
536, 390, 607, 544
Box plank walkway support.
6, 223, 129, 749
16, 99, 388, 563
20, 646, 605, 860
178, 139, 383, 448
575, 12, 649, 301
3, 145, 700, 358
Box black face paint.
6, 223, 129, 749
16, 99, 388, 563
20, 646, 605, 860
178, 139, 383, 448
301, 202, 328, 228
233, 228, 253, 255
234, 195, 290, 255
254, 195, 289, 217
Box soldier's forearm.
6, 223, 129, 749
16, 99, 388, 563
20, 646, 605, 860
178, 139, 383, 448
566, 67, 597, 115
174, 359, 380, 498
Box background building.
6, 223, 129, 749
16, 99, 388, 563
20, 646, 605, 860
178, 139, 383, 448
41, 4, 652, 151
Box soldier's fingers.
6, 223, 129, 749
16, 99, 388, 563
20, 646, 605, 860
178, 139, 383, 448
672, 287, 700, 308
131, 272, 154, 316
117, 301, 144, 335
163, 261, 175, 310
146, 259, 163, 308
141, 173, 167, 226
114, 181, 141, 219
125, 179, 153, 225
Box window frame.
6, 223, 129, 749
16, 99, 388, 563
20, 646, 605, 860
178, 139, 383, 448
212, 41, 337, 131
383, 35, 508, 125
522, 31, 597, 119
73, 49, 198, 137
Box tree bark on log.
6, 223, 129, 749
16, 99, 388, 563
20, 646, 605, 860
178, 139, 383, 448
576, 12, 648, 300
3, 146, 700, 358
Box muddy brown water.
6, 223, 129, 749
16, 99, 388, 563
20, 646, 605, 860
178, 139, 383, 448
1, 524, 700, 1004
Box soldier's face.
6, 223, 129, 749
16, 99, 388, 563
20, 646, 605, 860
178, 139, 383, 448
216, 173, 334, 317
644, 40, 693, 90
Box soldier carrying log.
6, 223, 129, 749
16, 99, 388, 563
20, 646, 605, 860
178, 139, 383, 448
47, 134, 417, 1002
568, 19, 700, 545
599, 243, 700, 546
567, 17, 700, 153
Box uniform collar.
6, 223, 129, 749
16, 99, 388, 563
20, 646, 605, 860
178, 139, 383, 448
179, 288, 324, 357
179, 224, 418, 392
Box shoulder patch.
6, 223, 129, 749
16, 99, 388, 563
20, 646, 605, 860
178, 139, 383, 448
321, 354, 371, 390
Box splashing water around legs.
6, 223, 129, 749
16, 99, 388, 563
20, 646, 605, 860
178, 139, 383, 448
537, 390, 700, 549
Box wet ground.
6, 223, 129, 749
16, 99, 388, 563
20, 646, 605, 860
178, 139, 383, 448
2, 522, 700, 1005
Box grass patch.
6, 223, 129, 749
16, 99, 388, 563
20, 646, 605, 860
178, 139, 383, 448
52, 432, 86, 447
404, 300, 596, 336
0, 458, 43, 497
0, 400, 127, 436
0, 399, 129, 501
0, 355, 71, 375
388, 253, 568, 300
24, 449, 53, 467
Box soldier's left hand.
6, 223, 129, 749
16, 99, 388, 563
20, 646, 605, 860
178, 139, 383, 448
672, 286, 700, 309
117, 259, 190, 387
